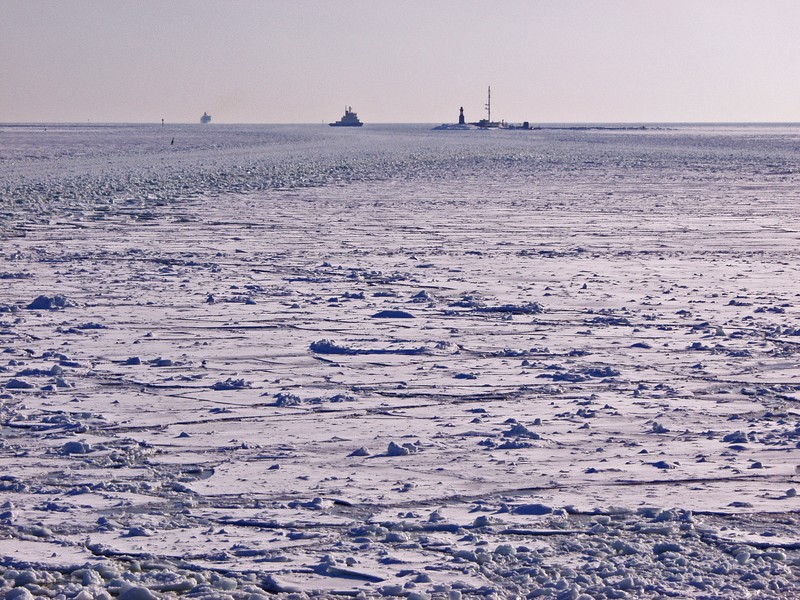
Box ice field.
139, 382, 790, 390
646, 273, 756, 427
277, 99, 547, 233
1, 123, 799, 598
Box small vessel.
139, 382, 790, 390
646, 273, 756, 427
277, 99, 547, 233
330, 106, 363, 127
200, 112, 211, 124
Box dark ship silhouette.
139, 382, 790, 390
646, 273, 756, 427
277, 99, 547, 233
330, 106, 363, 127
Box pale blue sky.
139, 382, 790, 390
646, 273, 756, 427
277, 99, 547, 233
2, 0, 799, 123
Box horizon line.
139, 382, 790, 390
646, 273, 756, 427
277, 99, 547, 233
3, 120, 800, 126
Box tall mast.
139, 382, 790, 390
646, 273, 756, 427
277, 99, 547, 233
486, 86, 491, 122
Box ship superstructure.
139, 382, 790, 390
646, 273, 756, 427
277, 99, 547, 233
330, 106, 363, 127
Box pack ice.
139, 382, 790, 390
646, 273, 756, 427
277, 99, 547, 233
0, 123, 799, 598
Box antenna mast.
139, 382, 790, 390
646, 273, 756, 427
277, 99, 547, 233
486, 86, 491, 122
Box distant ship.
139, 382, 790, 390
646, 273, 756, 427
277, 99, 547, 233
200, 112, 211, 124
330, 106, 363, 127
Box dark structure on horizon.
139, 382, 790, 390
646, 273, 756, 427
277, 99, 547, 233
330, 106, 363, 127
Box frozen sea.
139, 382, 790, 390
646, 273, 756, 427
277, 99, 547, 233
1, 122, 799, 598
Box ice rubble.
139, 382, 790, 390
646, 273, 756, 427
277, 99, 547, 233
0, 123, 799, 598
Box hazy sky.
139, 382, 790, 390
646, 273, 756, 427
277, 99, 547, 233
2, 0, 799, 123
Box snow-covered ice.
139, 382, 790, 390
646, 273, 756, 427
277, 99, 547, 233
1, 122, 799, 598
